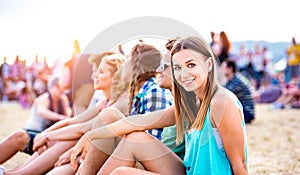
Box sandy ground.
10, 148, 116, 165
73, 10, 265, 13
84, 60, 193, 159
0, 101, 300, 174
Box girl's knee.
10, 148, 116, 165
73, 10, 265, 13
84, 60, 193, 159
125, 131, 153, 142
12, 130, 29, 149
97, 108, 122, 125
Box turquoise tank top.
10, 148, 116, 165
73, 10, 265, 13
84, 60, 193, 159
184, 91, 248, 175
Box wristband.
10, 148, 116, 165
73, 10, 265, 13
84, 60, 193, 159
45, 134, 50, 141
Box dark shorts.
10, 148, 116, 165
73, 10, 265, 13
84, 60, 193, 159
23, 129, 41, 155
244, 110, 254, 124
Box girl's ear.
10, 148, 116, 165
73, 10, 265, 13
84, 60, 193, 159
206, 57, 213, 72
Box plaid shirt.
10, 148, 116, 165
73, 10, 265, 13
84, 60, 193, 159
131, 77, 173, 140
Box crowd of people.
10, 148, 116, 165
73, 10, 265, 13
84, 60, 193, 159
211, 32, 300, 109
0, 33, 299, 174
0, 55, 50, 108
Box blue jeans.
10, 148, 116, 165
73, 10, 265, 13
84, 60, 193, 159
285, 65, 299, 83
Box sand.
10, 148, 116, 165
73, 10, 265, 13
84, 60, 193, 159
0, 101, 299, 174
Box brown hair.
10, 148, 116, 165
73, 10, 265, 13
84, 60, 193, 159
127, 43, 161, 114
170, 36, 219, 143
220, 31, 231, 54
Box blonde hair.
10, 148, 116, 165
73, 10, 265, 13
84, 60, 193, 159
170, 36, 219, 143
103, 53, 125, 74
88, 52, 115, 70
102, 53, 127, 104
111, 66, 129, 104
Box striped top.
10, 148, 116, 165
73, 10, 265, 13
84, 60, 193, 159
225, 74, 255, 121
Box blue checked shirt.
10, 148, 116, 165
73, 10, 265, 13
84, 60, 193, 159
131, 77, 173, 140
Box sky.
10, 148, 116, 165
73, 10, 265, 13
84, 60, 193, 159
0, 0, 299, 65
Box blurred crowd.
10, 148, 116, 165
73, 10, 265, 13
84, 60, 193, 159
0, 55, 51, 108
0, 33, 299, 112
210, 32, 300, 110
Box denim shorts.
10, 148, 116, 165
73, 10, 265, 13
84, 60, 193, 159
23, 129, 41, 155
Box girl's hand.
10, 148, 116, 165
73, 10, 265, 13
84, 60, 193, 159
33, 133, 48, 153
55, 148, 72, 167
70, 135, 90, 171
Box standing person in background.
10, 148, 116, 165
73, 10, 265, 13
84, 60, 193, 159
209, 31, 216, 47
286, 37, 300, 83
262, 46, 274, 85
221, 60, 255, 123
236, 44, 250, 78
0, 57, 11, 101
30, 55, 46, 83
212, 31, 232, 64
10, 55, 23, 83
218, 31, 232, 64
251, 43, 265, 90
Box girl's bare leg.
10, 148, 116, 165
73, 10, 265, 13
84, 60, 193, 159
111, 166, 160, 175
5, 140, 77, 175
98, 131, 185, 175
46, 163, 75, 175
75, 108, 124, 175
0, 130, 29, 164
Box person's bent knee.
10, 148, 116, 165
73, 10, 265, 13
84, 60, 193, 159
125, 131, 154, 142
98, 108, 122, 124
13, 130, 29, 150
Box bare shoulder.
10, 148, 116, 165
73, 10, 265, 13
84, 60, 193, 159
60, 93, 70, 102
211, 87, 238, 108
210, 87, 241, 127
35, 93, 49, 103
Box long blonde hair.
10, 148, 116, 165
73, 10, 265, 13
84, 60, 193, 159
111, 66, 129, 104
170, 36, 219, 143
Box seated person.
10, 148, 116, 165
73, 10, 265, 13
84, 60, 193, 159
221, 60, 255, 123
0, 75, 72, 164
253, 72, 285, 103
0, 53, 127, 175
271, 76, 300, 109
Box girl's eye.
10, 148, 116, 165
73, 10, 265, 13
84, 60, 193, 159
174, 66, 181, 71
187, 63, 196, 68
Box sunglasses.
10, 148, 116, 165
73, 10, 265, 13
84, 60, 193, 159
158, 61, 171, 71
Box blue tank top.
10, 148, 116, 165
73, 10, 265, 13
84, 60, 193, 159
184, 91, 248, 175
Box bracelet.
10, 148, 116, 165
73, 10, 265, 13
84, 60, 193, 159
45, 134, 50, 141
